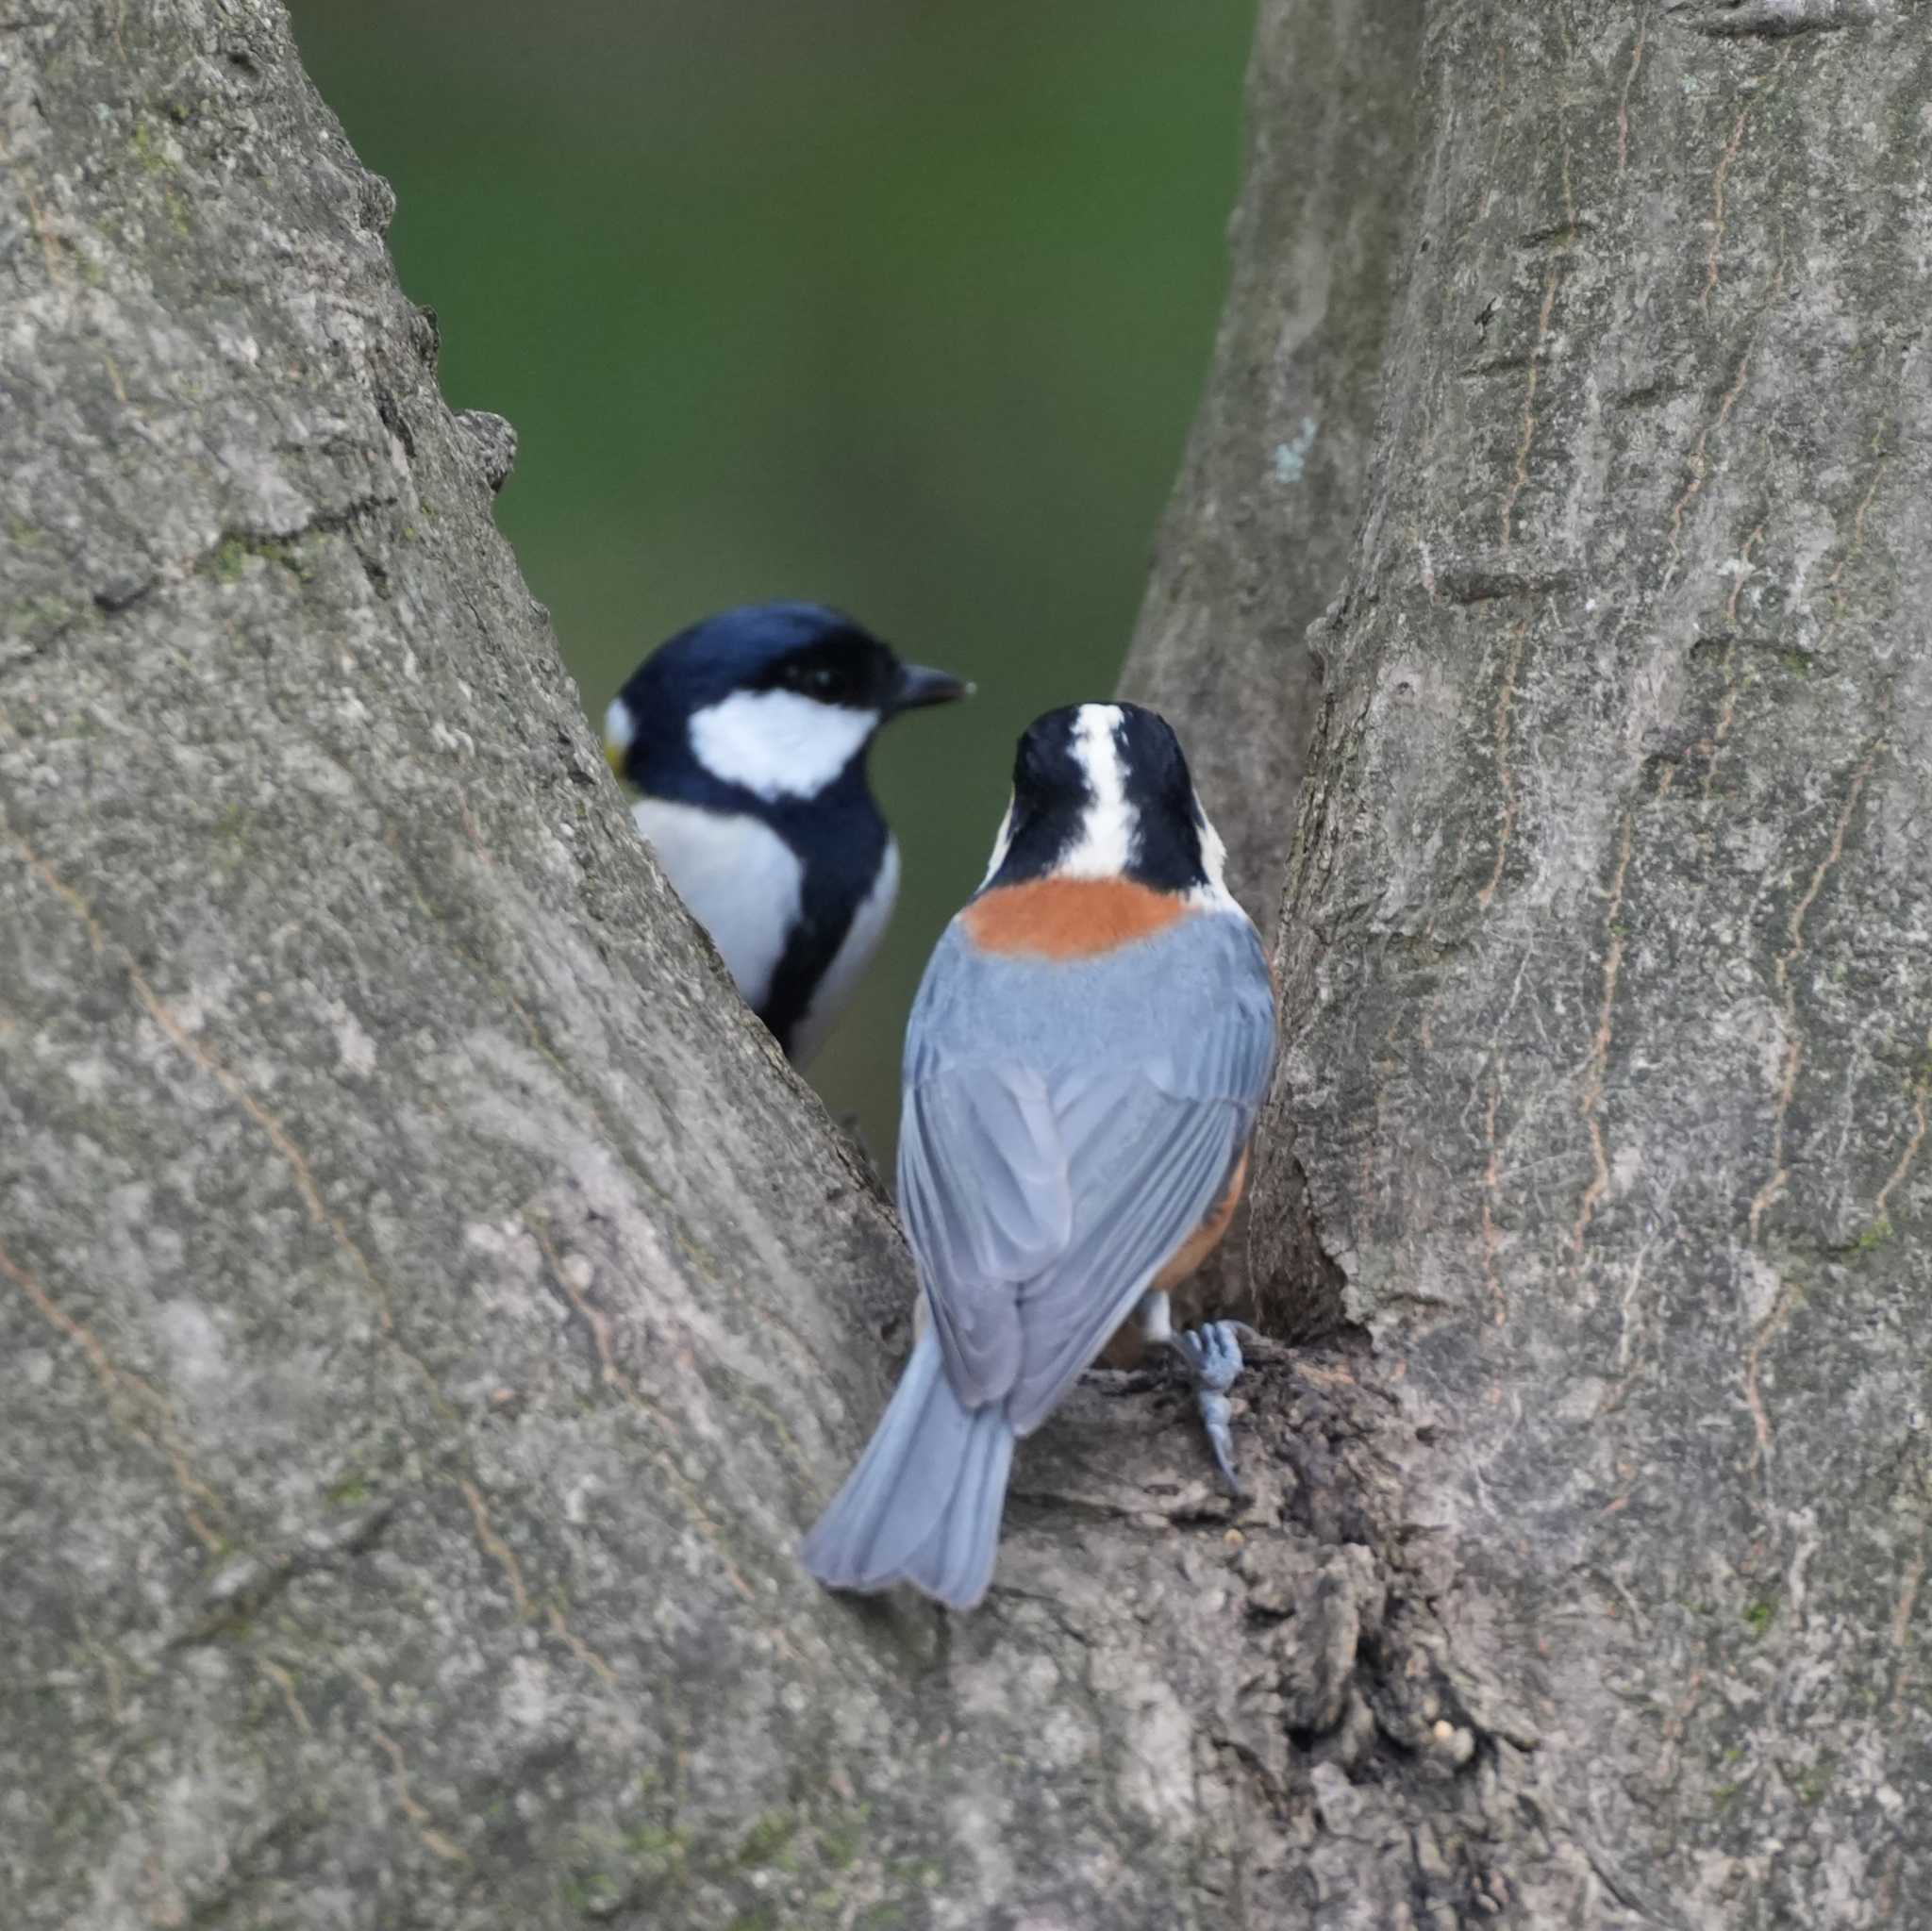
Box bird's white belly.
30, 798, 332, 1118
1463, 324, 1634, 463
789, 837, 898, 1064
630, 796, 802, 1011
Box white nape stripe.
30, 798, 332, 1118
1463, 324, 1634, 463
791, 837, 900, 1065
978, 794, 1016, 886
1057, 703, 1135, 880
630, 796, 802, 1010
689, 689, 878, 801
603, 696, 636, 755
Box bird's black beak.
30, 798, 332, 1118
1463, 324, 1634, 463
888, 662, 973, 714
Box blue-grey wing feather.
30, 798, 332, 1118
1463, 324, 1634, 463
898, 1063, 1068, 1404
897, 910, 1275, 1432
1003, 1083, 1247, 1432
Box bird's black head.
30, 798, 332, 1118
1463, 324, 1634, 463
604, 602, 969, 805
981, 701, 1226, 895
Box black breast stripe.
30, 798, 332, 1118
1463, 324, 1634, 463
758, 789, 888, 1053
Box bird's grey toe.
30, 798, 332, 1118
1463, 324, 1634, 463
1168, 1321, 1246, 1496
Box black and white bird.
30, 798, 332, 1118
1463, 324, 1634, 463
603, 602, 970, 1061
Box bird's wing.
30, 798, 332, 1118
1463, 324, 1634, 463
896, 1063, 1070, 1405
898, 921, 1274, 1431
1001, 1068, 1257, 1436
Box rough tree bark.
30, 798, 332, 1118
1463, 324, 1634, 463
7, 5, 1927, 1931
1157, 1, 1932, 1925
1118, 0, 1421, 1342
1120, 0, 1420, 934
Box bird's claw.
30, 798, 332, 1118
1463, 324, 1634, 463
1167, 1321, 1246, 1497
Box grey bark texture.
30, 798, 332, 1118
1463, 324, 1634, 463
1224, 0, 1926, 1924
6, 5, 1928, 1931
1120, 0, 1421, 936
1117, 0, 1422, 1340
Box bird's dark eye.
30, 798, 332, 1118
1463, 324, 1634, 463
802, 665, 843, 699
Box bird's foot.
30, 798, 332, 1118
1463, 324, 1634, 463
1166, 1321, 1248, 1497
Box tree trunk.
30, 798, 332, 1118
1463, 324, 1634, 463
1118, 0, 1422, 1343
1119, 0, 1421, 934
1200, 1, 1929, 1923
8, 4, 1927, 1930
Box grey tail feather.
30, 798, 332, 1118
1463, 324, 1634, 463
799, 1329, 1015, 1611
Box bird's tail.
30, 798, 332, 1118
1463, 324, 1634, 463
800, 1328, 1014, 1611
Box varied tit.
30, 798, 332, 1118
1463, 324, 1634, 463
603, 603, 969, 1063
801, 701, 1276, 1610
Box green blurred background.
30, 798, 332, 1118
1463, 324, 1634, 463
290, 0, 1255, 1148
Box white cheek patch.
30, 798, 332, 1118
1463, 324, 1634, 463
979, 794, 1016, 886
603, 696, 636, 756
1057, 702, 1136, 879
689, 689, 879, 801
1189, 790, 1241, 912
